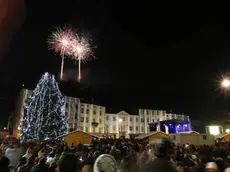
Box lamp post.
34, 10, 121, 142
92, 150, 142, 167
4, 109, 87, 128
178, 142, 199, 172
119, 118, 123, 138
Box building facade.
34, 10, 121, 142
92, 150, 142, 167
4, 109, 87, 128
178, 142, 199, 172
13, 89, 190, 139
105, 110, 141, 138
139, 109, 189, 134
78, 103, 105, 133
65, 96, 80, 130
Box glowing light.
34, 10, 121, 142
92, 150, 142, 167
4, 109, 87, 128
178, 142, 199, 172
208, 126, 220, 135
20, 72, 68, 141
48, 26, 76, 80
226, 129, 230, 133
119, 118, 123, 122
222, 79, 230, 88
48, 26, 95, 82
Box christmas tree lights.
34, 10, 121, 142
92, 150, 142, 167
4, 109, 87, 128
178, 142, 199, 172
20, 72, 68, 141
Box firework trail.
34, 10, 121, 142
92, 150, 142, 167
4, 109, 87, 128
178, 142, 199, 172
48, 26, 75, 80
71, 35, 92, 82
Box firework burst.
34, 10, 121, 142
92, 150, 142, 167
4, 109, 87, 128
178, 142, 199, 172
48, 26, 75, 80
71, 35, 93, 82
48, 26, 94, 82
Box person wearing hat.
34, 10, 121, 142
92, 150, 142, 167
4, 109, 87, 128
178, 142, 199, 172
205, 162, 219, 172
93, 154, 117, 172
145, 137, 177, 172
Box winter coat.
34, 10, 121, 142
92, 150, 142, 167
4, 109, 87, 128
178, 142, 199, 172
17, 163, 33, 172
30, 164, 50, 172
82, 164, 93, 172
5, 148, 18, 168
145, 158, 178, 172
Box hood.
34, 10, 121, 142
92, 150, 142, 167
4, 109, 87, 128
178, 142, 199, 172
93, 154, 117, 172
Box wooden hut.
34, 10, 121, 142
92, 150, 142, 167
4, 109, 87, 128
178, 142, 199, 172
169, 131, 215, 145
58, 130, 103, 146
135, 131, 168, 144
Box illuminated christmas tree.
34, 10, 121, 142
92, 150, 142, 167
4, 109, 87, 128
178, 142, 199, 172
20, 72, 67, 141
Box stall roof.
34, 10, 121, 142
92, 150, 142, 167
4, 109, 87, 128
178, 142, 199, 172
179, 131, 200, 134
57, 130, 103, 138
135, 131, 167, 139
215, 133, 230, 139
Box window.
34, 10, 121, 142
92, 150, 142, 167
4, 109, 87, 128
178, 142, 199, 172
86, 117, 89, 123
81, 108, 84, 113
141, 118, 144, 122
203, 135, 207, 140
66, 103, 68, 108
130, 118, 132, 122
86, 127, 88, 132
130, 126, 133, 131
99, 118, 102, 124
80, 117, 84, 122
75, 105, 78, 109
113, 126, 116, 131
113, 117, 116, 121
106, 116, 109, 120
141, 127, 144, 132
147, 118, 149, 123
75, 113, 78, 119
136, 118, 139, 122
86, 109, 89, 114
136, 126, 139, 131
93, 110, 97, 115
100, 111, 102, 116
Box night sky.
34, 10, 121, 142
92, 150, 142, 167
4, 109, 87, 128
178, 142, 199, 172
0, 1, 229, 126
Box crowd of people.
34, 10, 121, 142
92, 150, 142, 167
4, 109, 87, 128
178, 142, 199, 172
1, 138, 230, 172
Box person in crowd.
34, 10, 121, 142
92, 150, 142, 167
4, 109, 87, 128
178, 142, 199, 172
30, 157, 49, 172
176, 161, 185, 172
5, 144, 18, 170
0, 156, 10, 172
145, 137, 177, 172
17, 156, 35, 172
93, 154, 117, 172
14, 157, 26, 172
4, 137, 230, 172
22, 146, 33, 162
46, 151, 55, 166
57, 154, 78, 172
215, 157, 225, 172
205, 162, 219, 172
183, 153, 195, 168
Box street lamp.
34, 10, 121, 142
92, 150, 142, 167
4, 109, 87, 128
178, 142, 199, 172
119, 118, 123, 138
222, 79, 230, 88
